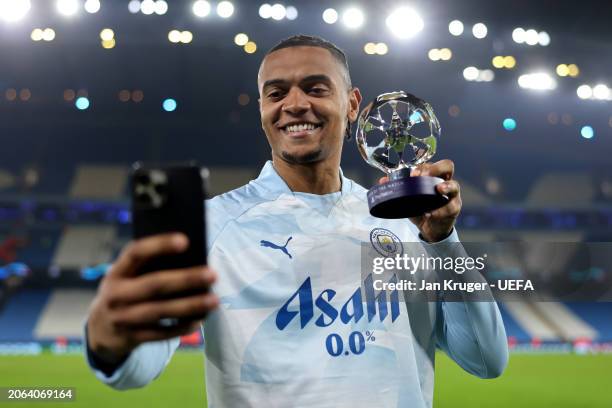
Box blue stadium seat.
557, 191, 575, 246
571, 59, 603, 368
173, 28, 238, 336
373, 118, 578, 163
0, 289, 51, 341
498, 303, 531, 342
564, 302, 612, 341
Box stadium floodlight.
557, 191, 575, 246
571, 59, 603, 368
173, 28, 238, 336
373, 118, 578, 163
576, 85, 592, 100
460, 67, 494, 82
525, 29, 538, 45
342, 7, 364, 29
258, 3, 272, 19
512, 27, 525, 43
154, 0, 168, 15
448, 20, 463, 36
217, 1, 234, 18
518, 73, 557, 91
503, 118, 517, 131
581, 126, 594, 139
99, 28, 114, 41
363, 42, 376, 55
0, 0, 30, 22
140, 0, 155, 15
168, 29, 181, 43
386, 6, 423, 39
517, 75, 529, 89
234, 33, 248, 46
478, 69, 495, 82
162, 98, 177, 112
128, 0, 140, 14
593, 84, 610, 100
472, 23, 487, 39
244, 41, 257, 53
42, 28, 55, 41
322, 8, 338, 24
57, 0, 79, 16
492, 56, 516, 69
567, 64, 579, 77
31, 28, 56, 42
463, 66, 479, 81
75, 97, 90, 110
270, 3, 285, 20
538, 31, 550, 46
285, 6, 297, 20
84, 0, 100, 14
31, 28, 43, 41
19, 88, 31, 101
101, 38, 115, 48
492, 56, 505, 68
439, 48, 452, 61
193, 0, 210, 17
180, 31, 193, 43
375, 42, 388, 55
556, 64, 569, 77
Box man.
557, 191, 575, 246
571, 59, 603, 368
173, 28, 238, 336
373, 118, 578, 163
85, 35, 508, 407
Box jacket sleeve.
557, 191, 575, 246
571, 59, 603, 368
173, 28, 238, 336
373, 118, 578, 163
421, 229, 509, 379
435, 297, 508, 378
83, 320, 181, 390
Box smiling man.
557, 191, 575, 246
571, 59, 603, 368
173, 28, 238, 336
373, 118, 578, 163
258, 39, 360, 196
85, 35, 508, 408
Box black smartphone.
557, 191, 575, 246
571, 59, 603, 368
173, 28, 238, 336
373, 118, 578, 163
130, 162, 207, 275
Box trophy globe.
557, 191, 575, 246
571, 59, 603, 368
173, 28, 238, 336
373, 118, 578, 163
356, 91, 448, 219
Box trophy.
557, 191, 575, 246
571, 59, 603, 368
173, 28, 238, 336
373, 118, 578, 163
356, 91, 448, 219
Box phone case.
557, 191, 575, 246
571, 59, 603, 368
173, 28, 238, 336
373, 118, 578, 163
130, 163, 207, 275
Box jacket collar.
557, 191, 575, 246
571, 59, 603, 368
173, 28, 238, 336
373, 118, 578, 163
252, 160, 352, 197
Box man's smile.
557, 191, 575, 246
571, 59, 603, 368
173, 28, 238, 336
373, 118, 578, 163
278, 121, 324, 138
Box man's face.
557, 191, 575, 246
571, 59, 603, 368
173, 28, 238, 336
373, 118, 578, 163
258, 46, 361, 165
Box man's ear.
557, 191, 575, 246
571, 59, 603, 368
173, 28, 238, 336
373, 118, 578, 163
348, 87, 362, 123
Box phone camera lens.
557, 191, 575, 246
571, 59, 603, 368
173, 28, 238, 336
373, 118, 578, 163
154, 184, 167, 195
136, 174, 151, 186
136, 191, 151, 204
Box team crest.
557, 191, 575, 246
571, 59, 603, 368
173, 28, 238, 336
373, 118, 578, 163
370, 228, 403, 257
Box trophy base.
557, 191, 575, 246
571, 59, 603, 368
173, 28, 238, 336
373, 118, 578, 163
367, 175, 449, 219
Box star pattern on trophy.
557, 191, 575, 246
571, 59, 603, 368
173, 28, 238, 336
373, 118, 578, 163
355, 91, 447, 219
357, 91, 440, 175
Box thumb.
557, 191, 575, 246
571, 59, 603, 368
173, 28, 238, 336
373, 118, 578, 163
378, 176, 389, 185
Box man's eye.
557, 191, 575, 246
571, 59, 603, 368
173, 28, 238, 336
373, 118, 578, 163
267, 91, 283, 99
309, 88, 326, 94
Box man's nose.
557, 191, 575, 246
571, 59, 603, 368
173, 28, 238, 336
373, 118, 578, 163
282, 87, 310, 115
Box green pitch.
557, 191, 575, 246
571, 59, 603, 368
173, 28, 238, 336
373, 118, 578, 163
0, 351, 611, 407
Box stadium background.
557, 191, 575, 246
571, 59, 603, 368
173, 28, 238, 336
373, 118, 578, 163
0, 0, 611, 406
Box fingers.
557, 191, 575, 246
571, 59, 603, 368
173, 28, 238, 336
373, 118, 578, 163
429, 195, 462, 220
377, 176, 389, 184
113, 293, 220, 326
413, 160, 454, 180
126, 320, 203, 344
109, 233, 189, 278
436, 180, 461, 218
436, 179, 460, 199
427, 180, 461, 219
106, 266, 217, 308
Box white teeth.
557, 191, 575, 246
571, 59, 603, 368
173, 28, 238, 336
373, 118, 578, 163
286, 123, 318, 132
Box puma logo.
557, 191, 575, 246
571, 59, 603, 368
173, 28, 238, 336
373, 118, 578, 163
260, 237, 293, 259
